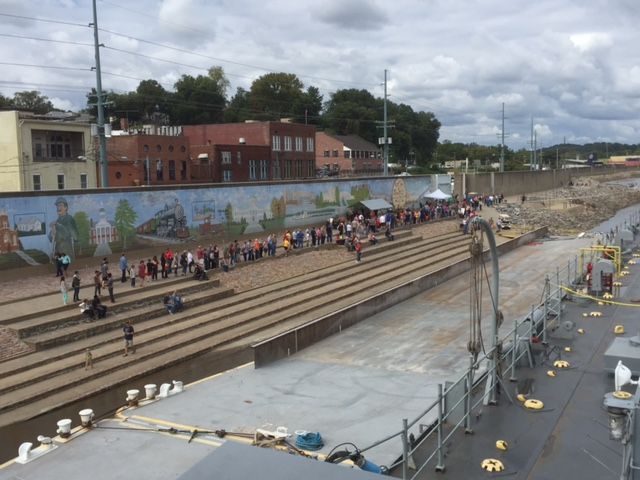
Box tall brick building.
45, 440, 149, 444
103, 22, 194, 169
183, 120, 316, 182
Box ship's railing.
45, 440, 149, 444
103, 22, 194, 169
360, 254, 587, 478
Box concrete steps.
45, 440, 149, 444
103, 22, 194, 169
0, 228, 477, 425
0, 231, 469, 415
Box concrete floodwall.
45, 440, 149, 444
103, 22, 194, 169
454, 167, 638, 197
0, 174, 450, 269
252, 226, 549, 367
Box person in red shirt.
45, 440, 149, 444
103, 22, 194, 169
138, 260, 147, 288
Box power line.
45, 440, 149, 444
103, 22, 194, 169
0, 12, 88, 28
0, 33, 93, 47
0, 62, 91, 73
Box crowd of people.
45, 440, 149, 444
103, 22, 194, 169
57, 200, 474, 310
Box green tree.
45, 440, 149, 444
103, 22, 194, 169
292, 86, 323, 124
0, 93, 12, 109
323, 89, 379, 141
114, 199, 138, 249
135, 80, 169, 120
73, 211, 91, 256
12, 91, 54, 114
224, 87, 250, 122
171, 68, 228, 124
247, 73, 305, 120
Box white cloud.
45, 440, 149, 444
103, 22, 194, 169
0, 0, 639, 147
570, 33, 613, 53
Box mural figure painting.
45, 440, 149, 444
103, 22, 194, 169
48, 197, 78, 260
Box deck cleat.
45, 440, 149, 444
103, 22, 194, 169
564, 347, 572, 353
582, 313, 589, 317
495, 440, 508, 451
613, 281, 623, 287
602, 293, 613, 300
481, 458, 505, 472
628, 260, 636, 265
613, 391, 633, 399
577, 328, 585, 334
614, 325, 625, 334
554, 360, 570, 368
524, 399, 544, 410
516, 393, 527, 402
589, 311, 602, 317
547, 370, 556, 377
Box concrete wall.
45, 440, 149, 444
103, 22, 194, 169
252, 226, 549, 367
454, 167, 637, 197
0, 175, 447, 267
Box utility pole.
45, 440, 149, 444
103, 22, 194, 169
530, 116, 534, 170
375, 70, 394, 176
533, 130, 538, 170
91, 0, 108, 187
383, 69, 389, 176
499, 102, 505, 172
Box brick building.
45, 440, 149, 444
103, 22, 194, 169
183, 120, 316, 182
315, 132, 382, 175
105, 132, 190, 187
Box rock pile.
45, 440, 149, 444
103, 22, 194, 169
496, 177, 640, 235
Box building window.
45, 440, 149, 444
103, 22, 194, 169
306, 137, 314, 152
323, 150, 330, 157
57, 174, 65, 190
223, 170, 232, 182
237, 151, 242, 165
156, 145, 162, 152
260, 159, 268, 180
169, 160, 176, 180
180, 145, 186, 152
285, 159, 292, 179
168, 145, 174, 152
344, 151, 350, 158
308, 160, 314, 177
249, 160, 257, 180
332, 150, 339, 157
34, 143, 43, 160
143, 144, 149, 152
156, 159, 163, 181
272, 135, 281, 151
33, 174, 41, 191
273, 159, 281, 179
180, 161, 187, 180
221, 151, 232, 164
80, 173, 88, 189
284, 136, 292, 151
295, 137, 303, 151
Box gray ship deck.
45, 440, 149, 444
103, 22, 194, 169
2, 231, 635, 480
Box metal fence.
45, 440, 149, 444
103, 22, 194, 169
359, 256, 585, 478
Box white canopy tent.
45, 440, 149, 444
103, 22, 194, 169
423, 188, 451, 200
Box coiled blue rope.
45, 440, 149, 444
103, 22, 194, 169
295, 432, 324, 451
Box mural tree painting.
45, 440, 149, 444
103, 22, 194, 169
114, 199, 138, 249
270, 196, 286, 218
73, 211, 91, 256
224, 202, 233, 224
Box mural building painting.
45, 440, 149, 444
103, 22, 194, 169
0, 176, 447, 269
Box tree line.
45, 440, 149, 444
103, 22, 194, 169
81, 66, 441, 169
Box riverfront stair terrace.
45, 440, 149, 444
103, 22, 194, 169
0, 229, 474, 427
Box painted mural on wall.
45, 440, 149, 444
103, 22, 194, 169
0, 175, 446, 268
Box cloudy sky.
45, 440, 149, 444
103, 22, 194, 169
1, 0, 639, 148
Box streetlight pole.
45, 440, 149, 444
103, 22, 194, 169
383, 69, 389, 176
91, 0, 108, 187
